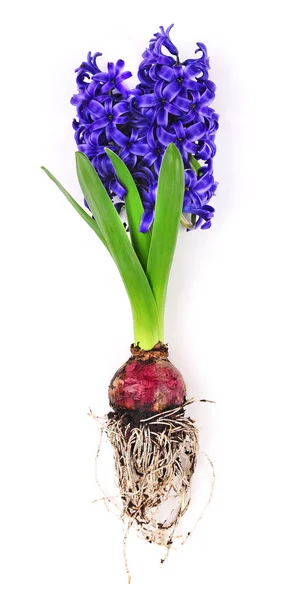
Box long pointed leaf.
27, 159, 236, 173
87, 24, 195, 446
41, 167, 108, 250
189, 154, 201, 174
75, 152, 160, 349
104, 148, 151, 270
146, 144, 184, 339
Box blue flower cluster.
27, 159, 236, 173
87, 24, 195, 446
71, 25, 219, 232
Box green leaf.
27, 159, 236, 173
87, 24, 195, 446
75, 152, 160, 349
189, 154, 201, 174
146, 144, 185, 339
41, 166, 108, 250
104, 148, 151, 270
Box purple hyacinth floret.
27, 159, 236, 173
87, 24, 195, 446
71, 25, 219, 231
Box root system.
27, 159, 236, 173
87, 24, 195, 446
105, 403, 199, 547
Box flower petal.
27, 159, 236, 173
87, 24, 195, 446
139, 209, 155, 233
197, 176, 216, 195
143, 151, 158, 166
116, 70, 133, 83
186, 122, 206, 140
174, 95, 191, 112
101, 81, 114, 93
109, 126, 128, 147
85, 117, 108, 132
107, 62, 116, 78
166, 103, 182, 117
158, 65, 174, 81
71, 93, 85, 106
130, 142, 149, 155
157, 126, 175, 146
156, 106, 168, 127
93, 72, 109, 82
184, 61, 202, 78
187, 79, 201, 91
113, 101, 129, 116
201, 220, 212, 230
115, 59, 125, 74
147, 127, 157, 148
163, 80, 181, 101
115, 116, 129, 125
183, 140, 198, 154
110, 176, 126, 198
172, 121, 185, 139
104, 97, 113, 114
137, 94, 156, 108
115, 83, 130, 97
154, 79, 165, 99
195, 206, 215, 219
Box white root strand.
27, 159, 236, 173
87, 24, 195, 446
105, 405, 199, 547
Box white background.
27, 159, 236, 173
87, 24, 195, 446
1, 1, 297, 598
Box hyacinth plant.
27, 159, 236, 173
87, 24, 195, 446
42, 24, 218, 562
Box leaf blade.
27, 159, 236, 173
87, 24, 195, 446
104, 148, 151, 270
75, 152, 160, 349
146, 144, 184, 338
41, 166, 108, 249
189, 154, 201, 174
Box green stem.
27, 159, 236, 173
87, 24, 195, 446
133, 309, 160, 348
